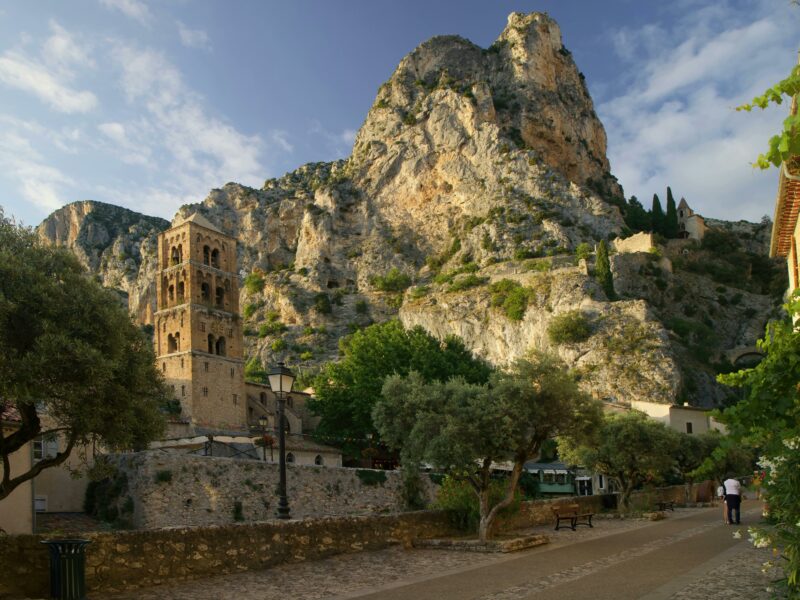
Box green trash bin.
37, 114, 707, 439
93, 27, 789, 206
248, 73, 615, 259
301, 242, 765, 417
41, 539, 91, 600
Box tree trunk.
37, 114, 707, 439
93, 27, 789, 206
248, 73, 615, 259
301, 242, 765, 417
477, 459, 525, 543
619, 483, 634, 512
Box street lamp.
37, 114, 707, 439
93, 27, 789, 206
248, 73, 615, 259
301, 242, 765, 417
258, 415, 268, 462
267, 361, 295, 520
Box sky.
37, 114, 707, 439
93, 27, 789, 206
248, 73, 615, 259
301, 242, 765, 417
0, 0, 797, 227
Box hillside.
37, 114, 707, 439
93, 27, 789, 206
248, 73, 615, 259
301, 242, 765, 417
36, 13, 785, 408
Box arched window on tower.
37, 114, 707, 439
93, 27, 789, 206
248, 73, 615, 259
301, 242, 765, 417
215, 336, 226, 357
161, 277, 169, 306
215, 286, 225, 308
314, 455, 323, 466
286, 452, 295, 464
211, 248, 220, 268
201, 282, 211, 302
174, 332, 180, 351
167, 334, 177, 353
207, 334, 215, 354
203, 245, 210, 265
176, 281, 185, 303
168, 284, 175, 303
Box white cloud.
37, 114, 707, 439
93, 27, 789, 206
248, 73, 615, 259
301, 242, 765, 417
0, 52, 97, 113
0, 21, 97, 113
108, 43, 265, 204
598, 0, 799, 222
308, 120, 358, 159
98, 0, 152, 25
0, 129, 73, 212
177, 21, 211, 50
270, 130, 294, 153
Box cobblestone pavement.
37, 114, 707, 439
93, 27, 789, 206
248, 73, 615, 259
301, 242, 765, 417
101, 507, 783, 600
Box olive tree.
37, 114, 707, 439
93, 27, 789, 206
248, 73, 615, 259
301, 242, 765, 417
0, 211, 169, 501
374, 351, 601, 542
559, 410, 678, 511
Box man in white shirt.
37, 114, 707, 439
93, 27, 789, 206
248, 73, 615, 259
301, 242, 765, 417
723, 475, 742, 525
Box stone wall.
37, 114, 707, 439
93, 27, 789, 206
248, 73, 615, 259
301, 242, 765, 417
613, 232, 655, 254
112, 451, 437, 529
0, 511, 455, 598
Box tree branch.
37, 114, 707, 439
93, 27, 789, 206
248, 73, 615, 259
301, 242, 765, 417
0, 432, 77, 501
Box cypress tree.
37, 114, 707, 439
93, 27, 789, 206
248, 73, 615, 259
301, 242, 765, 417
664, 187, 679, 238
624, 196, 651, 232
595, 239, 615, 299
651, 194, 665, 235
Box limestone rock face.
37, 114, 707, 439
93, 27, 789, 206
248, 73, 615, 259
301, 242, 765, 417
37, 201, 169, 324
36, 13, 782, 408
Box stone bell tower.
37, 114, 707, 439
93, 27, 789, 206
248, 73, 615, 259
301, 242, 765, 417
154, 214, 246, 432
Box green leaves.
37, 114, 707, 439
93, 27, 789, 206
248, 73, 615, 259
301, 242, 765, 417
737, 64, 800, 169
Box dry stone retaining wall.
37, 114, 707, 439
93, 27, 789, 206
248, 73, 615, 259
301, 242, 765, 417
0, 511, 456, 598
111, 451, 437, 529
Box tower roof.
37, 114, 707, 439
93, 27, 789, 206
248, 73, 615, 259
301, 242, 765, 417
174, 212, 224, 234
677, 198, 690, 210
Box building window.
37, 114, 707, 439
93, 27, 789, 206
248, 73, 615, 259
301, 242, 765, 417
33, 436, 58, 462
686, 422, 693, 434
162, 362, 166, 372
181, 385, 185, 396
180, 358, 184, 369
232, 394, 238, 405
598, 474, 604, 489
204, 362, 209, 372
314, 455, 323, 466
203, 387, 208, 397
200, 322, 206, 332
230, 367, 235, 378
228, 328, 233, 337
260, 392, 267, 405
286, 453, 295, 464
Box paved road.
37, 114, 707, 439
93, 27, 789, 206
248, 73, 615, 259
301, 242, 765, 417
103, 504, 778, 600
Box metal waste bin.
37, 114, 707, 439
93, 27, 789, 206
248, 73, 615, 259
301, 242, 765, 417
40, 539, 91, 600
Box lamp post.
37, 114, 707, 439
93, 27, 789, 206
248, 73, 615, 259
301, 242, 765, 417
267, 361, 295, 520
258, 415, 268, 462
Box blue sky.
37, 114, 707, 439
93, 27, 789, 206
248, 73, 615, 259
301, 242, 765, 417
0, 0, 797, 227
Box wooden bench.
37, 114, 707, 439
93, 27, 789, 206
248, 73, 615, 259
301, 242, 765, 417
551, 503, 594, 531
656, 500, 675, 512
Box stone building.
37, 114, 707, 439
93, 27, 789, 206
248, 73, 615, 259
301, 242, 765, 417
155, 214, 247, 433
154, 214, 340, 461
677, 198, 708, 241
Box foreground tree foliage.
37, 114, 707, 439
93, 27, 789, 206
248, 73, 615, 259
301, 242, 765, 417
717, 295, 800, 596
309, 320, 491, 456
559, 411, 677, 511
0, 211, 168, 501
374, 352, 601, 542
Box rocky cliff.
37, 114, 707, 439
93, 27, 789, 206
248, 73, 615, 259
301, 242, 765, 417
37, 200, 168, 324
36, 13, 784, 408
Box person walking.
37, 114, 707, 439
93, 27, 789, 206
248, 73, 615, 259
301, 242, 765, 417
723, 475, 742, 525
717, 481, 728, 524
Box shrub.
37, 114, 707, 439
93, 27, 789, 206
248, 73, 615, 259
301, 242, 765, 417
575, 242, 592, 262
489, 279, 531, 321
355, 299, 369, 314
409, 285, 430, 299
258, 321, 287, 337
433, 476, 520, 532
356, 469, 387, 486
271, 338, 287, 352
243, 302, 262, 319
547, 310, 592, 344
243, 272, 265, 294
155, 470, 172, 484
371, 268, 412, 292
447, 274, 489, 293
299, 351, 314, 361
402, 112, 417, 126
314, 293, 332, 314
